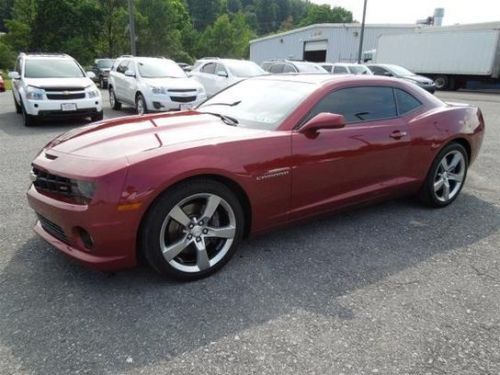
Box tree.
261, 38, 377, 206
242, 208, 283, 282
254, 0, 278, 34
4, 0, 37, 52
299, 4, 352, 27
185, 0, 222, 31
97, 0, 128, 57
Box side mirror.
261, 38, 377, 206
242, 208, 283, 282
216, 70, 228, 78
8, 71, 20, 80
300, 112, 345, 133
124, 69, 136, 78
86, 71, 96, 79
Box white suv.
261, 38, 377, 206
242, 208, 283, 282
9, 53, 102, 127
190, 59, 266, 97
108, 56, 206, 114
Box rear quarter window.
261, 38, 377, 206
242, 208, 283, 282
395, 88, 422, 115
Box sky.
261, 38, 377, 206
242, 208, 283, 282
311, 0, 500, 25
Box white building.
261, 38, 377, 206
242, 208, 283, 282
249, 23, 418, 64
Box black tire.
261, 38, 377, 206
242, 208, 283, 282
91, 111, 104, 122
135, 93, 147, 115
109, 87, 121, 110
13, 94, 22, 114
140, 179, 245, 281
99, 76, 107, 89
418, 142, 468, 208
434, 75, 449, 90
21, 100, 36, 127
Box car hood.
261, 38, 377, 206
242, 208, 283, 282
142, 77, 203, 90
45, 111, 266, 160
24, 77, 95, 89
403, 75, 434, 84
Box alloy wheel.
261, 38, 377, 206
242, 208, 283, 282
159, 193, 236, 273
433, 150, 465, 202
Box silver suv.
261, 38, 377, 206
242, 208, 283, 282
9, 53, 102, 126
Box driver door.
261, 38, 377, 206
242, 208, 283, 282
290, 85, 411, 220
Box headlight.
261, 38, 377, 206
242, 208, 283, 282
74, 180, 96, 202
25, 86, 45, 100
151, 86, 168, 95
197, 87, 206, 94
86, 86, 100, 98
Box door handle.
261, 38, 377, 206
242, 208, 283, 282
390, 130, 407, 140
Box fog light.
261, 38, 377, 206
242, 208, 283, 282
77, 227, 94, 250
153, 101, 163, 109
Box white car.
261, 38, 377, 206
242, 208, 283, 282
321, 63, 373, 75
190, 59, 266, 97
108, 57, 206, 114
9, 53, 102, 127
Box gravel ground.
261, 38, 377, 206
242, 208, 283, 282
0, 90, 499, 375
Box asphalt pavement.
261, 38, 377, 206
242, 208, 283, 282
0, 90, 499, 375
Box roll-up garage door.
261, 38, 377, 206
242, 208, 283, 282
303, 40, 328, 62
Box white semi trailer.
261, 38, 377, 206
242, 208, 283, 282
374, 22, 500, 90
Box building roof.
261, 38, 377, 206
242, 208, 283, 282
250, 23, 418, 44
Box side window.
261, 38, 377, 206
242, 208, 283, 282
333, 66, 348, 74
395, 88, 422, 115
117, 60, 129, 74
307, 86, 397, 123
269, 63, 284, 74
283, 64, 296, 73
201, 62, 216, 74
322, 65, 333, 73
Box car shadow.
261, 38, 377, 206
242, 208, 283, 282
0, 193, 498, 373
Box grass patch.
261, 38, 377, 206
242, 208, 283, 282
4, 78, 12, 91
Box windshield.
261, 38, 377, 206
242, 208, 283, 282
349, 65, 371, 75
137, 59, 186, 78
198, 79, 316, 130
24, 59, 85, 78
386, 65, 414, 77
225, 61, 266, 77
96, 59, 114, 69
293, 62, 327, 73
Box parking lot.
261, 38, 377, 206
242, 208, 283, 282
0, 89, 499, 374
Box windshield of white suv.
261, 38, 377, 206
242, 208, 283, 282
137, 59, 186, 78
225, 61, 266, 77
198, 78, 316, 130
349, 65, 371, 75
24, 58, 85, 78
386, 65, 415, 77
293, 62, 327, 73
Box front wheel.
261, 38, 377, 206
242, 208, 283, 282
13, 94, 22, 114
140, 179, 244, 280
109, 87, 121, 110
91, 111, 104, 122
21, 101, 36, 127
418, 143, 468, 207
136, 93, 147, 115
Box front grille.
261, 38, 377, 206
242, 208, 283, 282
38, 214, 68, 243
168, 89, 197, 93
43, 87, 85, 92
47, 93, 86, 100
170, 95, 197, 103
32, 167, 74, 196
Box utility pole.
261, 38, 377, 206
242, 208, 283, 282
127, 0, 137, 55
357, 0, 368, 63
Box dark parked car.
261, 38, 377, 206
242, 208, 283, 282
91, 58, 115, 88
366, 64, 436, 93
27, 75, 484, 280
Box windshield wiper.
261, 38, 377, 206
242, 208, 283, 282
202, 100, 241, 108
200, 111, 239, 126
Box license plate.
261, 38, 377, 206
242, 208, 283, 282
61, 103, 77, 111
180, 103, 193, 111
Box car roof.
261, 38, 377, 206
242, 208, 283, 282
23, 54, 71, 59
254, 73, 399, 86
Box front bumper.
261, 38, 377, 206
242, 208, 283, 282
145, 93, 207, 112
27, 182, 138, 272
24, 97, 103, 117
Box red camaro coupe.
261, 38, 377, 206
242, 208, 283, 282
27, 75, 484, 280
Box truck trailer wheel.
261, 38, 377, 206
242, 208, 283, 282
434, 75, 449, 90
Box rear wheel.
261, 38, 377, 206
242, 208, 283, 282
21, 100, 36, 127
434, 75, 449, 90
140, 179, 244, 280
418, 143, 468, 207
109, 87, 121, 110
13, 94, 22, 114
